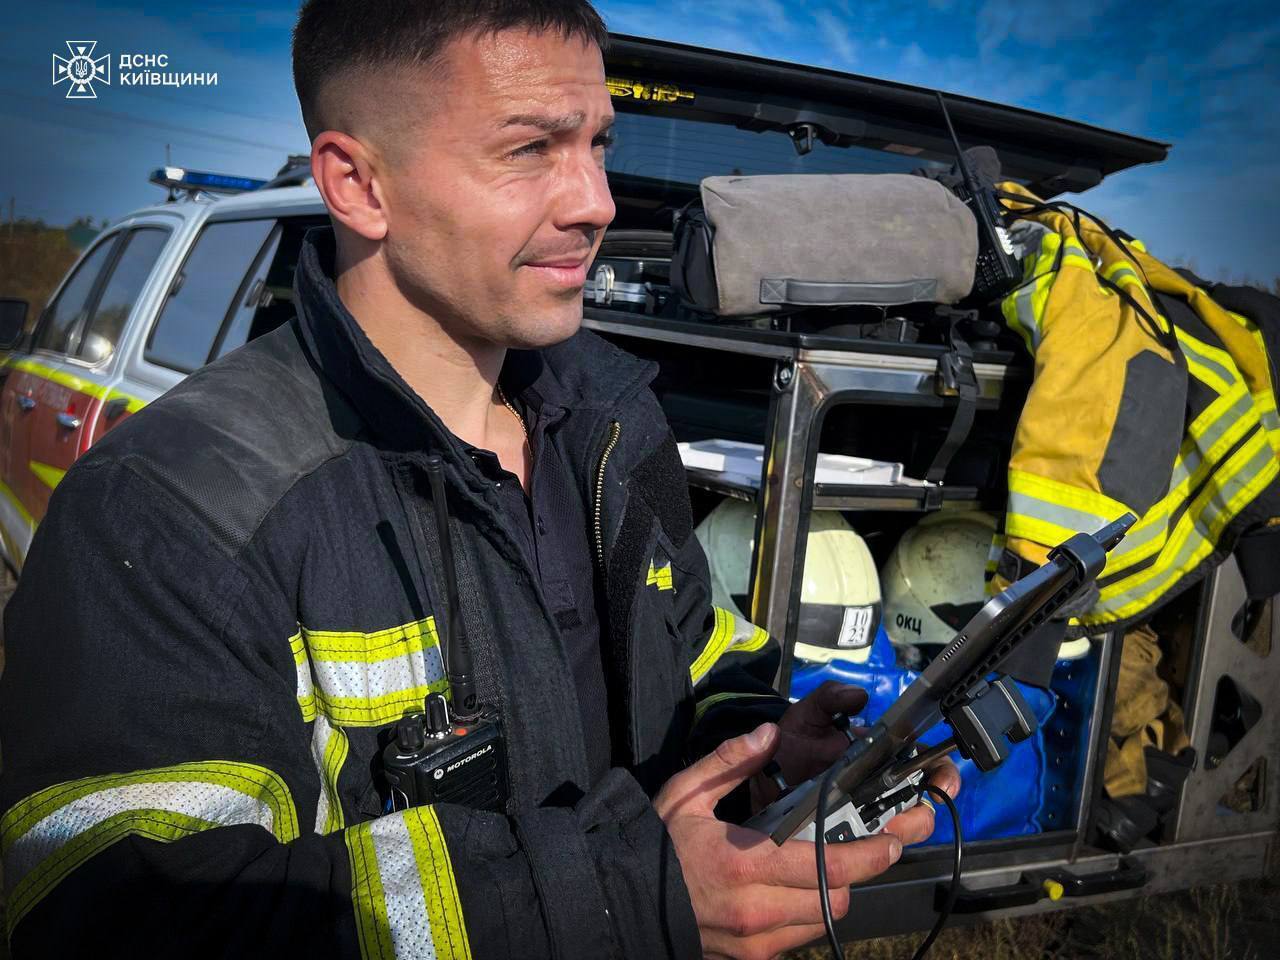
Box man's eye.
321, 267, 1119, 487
593, 132, 616, 150
509, 139, 549, 158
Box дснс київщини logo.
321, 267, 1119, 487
52, 41, 110, 99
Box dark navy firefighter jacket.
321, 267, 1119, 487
0, 226, 786, 959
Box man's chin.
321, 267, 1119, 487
502, 302, 585, 350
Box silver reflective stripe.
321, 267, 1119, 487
1178, 331, 1238, 390
1013, 280, 1043, 351
1007, 488, 1113, 538
311, 713, 347, 835
368, 814, 437, 960
1111, 387, 1259, 565
310, 650, 445, 705
1099, 436, 1276, 612
5, 781, 273, 894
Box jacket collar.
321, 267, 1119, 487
291, 225, 656, 456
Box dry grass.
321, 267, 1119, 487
791, 879, 1280, 960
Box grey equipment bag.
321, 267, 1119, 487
671, 173, 979, 317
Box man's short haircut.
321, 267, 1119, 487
292, 0, 610, 142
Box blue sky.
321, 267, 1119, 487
2, 0, 1278, 283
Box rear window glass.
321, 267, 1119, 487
147, 219, 275, 373
606, 111, 945, 191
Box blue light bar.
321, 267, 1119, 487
149, 166, 267, 194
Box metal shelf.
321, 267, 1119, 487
684, 466, 986, 512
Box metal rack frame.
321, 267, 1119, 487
584, 309, 1279, 938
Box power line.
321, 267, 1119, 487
0, 87, 302, 154
0, 105, 277, 166
111, 83, 302, 129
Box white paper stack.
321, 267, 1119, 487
678, 439, 909, 488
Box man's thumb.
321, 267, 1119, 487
660, 727, 778, 814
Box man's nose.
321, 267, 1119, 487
555, 150, 616, 232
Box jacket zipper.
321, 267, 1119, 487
592, 420, 622, 570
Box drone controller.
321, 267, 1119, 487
747, 515, 1135, 845
792, 766, 926, 844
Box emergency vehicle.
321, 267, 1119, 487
1, 33, 1274, 946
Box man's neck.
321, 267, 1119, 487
335, 251, 506, 453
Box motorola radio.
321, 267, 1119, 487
379, 456, 508, 814
935, 91, 1023, 305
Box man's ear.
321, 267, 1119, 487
311, 131, 389, 242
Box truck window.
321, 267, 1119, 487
33, 236, 119, 356
146, 219, 276, 374
78, 227, 171, 365
210, 215, 329, 361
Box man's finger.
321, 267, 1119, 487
925, 758, 962, 799
656, 723, 780, 817
762, 833, 902, 888
731, 884, 853, 933
883, 802, 936, 846
789, 681, 868, 729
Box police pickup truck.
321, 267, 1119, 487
4, 32, 1272, 946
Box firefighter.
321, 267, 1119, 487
0, 2, 956, 958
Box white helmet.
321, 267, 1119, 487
881, 512, 998, 647
881, 511, 1092, 660
694, 498, 881, 664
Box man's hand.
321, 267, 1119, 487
655, 722, 956, 960
750, 680, 870, 811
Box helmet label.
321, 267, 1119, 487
895, 612, 923, 636
837, 606, 875, 648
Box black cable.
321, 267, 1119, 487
814, 763, 843, 959
814, 778, 964, 960
909, 784, 964, 960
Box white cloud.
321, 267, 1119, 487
813, 10, 858, 66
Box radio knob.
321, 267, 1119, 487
396, 715, 426, 752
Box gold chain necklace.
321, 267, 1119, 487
495, 382, 530, 444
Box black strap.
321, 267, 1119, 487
925, 312, 979, 501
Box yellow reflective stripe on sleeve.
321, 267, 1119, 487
1176, 326, 1237, 395
292, 629, 318, 722
693, 691, 779, 726
690, 607, 771, 685
346, 806, 472, 960
1091, 431, 1279, 622
1257, 392, 1280, 452
312, 714, 349, 835
303, 617, 439, 661
0, 761, 299, 939
302, 617, 449, 728
1005, 469, 1132, 550
1060, 237, 1094, 272
1000, 231, 1059, 353
646, 560, 673, 591
1101, 385, 1258, 578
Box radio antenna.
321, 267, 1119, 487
935, 92, 981, 197
425, 456, 478, 719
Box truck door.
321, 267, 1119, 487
0, 234, 119, 567
14, 227, 170, 544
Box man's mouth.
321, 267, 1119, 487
521, 254, 591, 289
